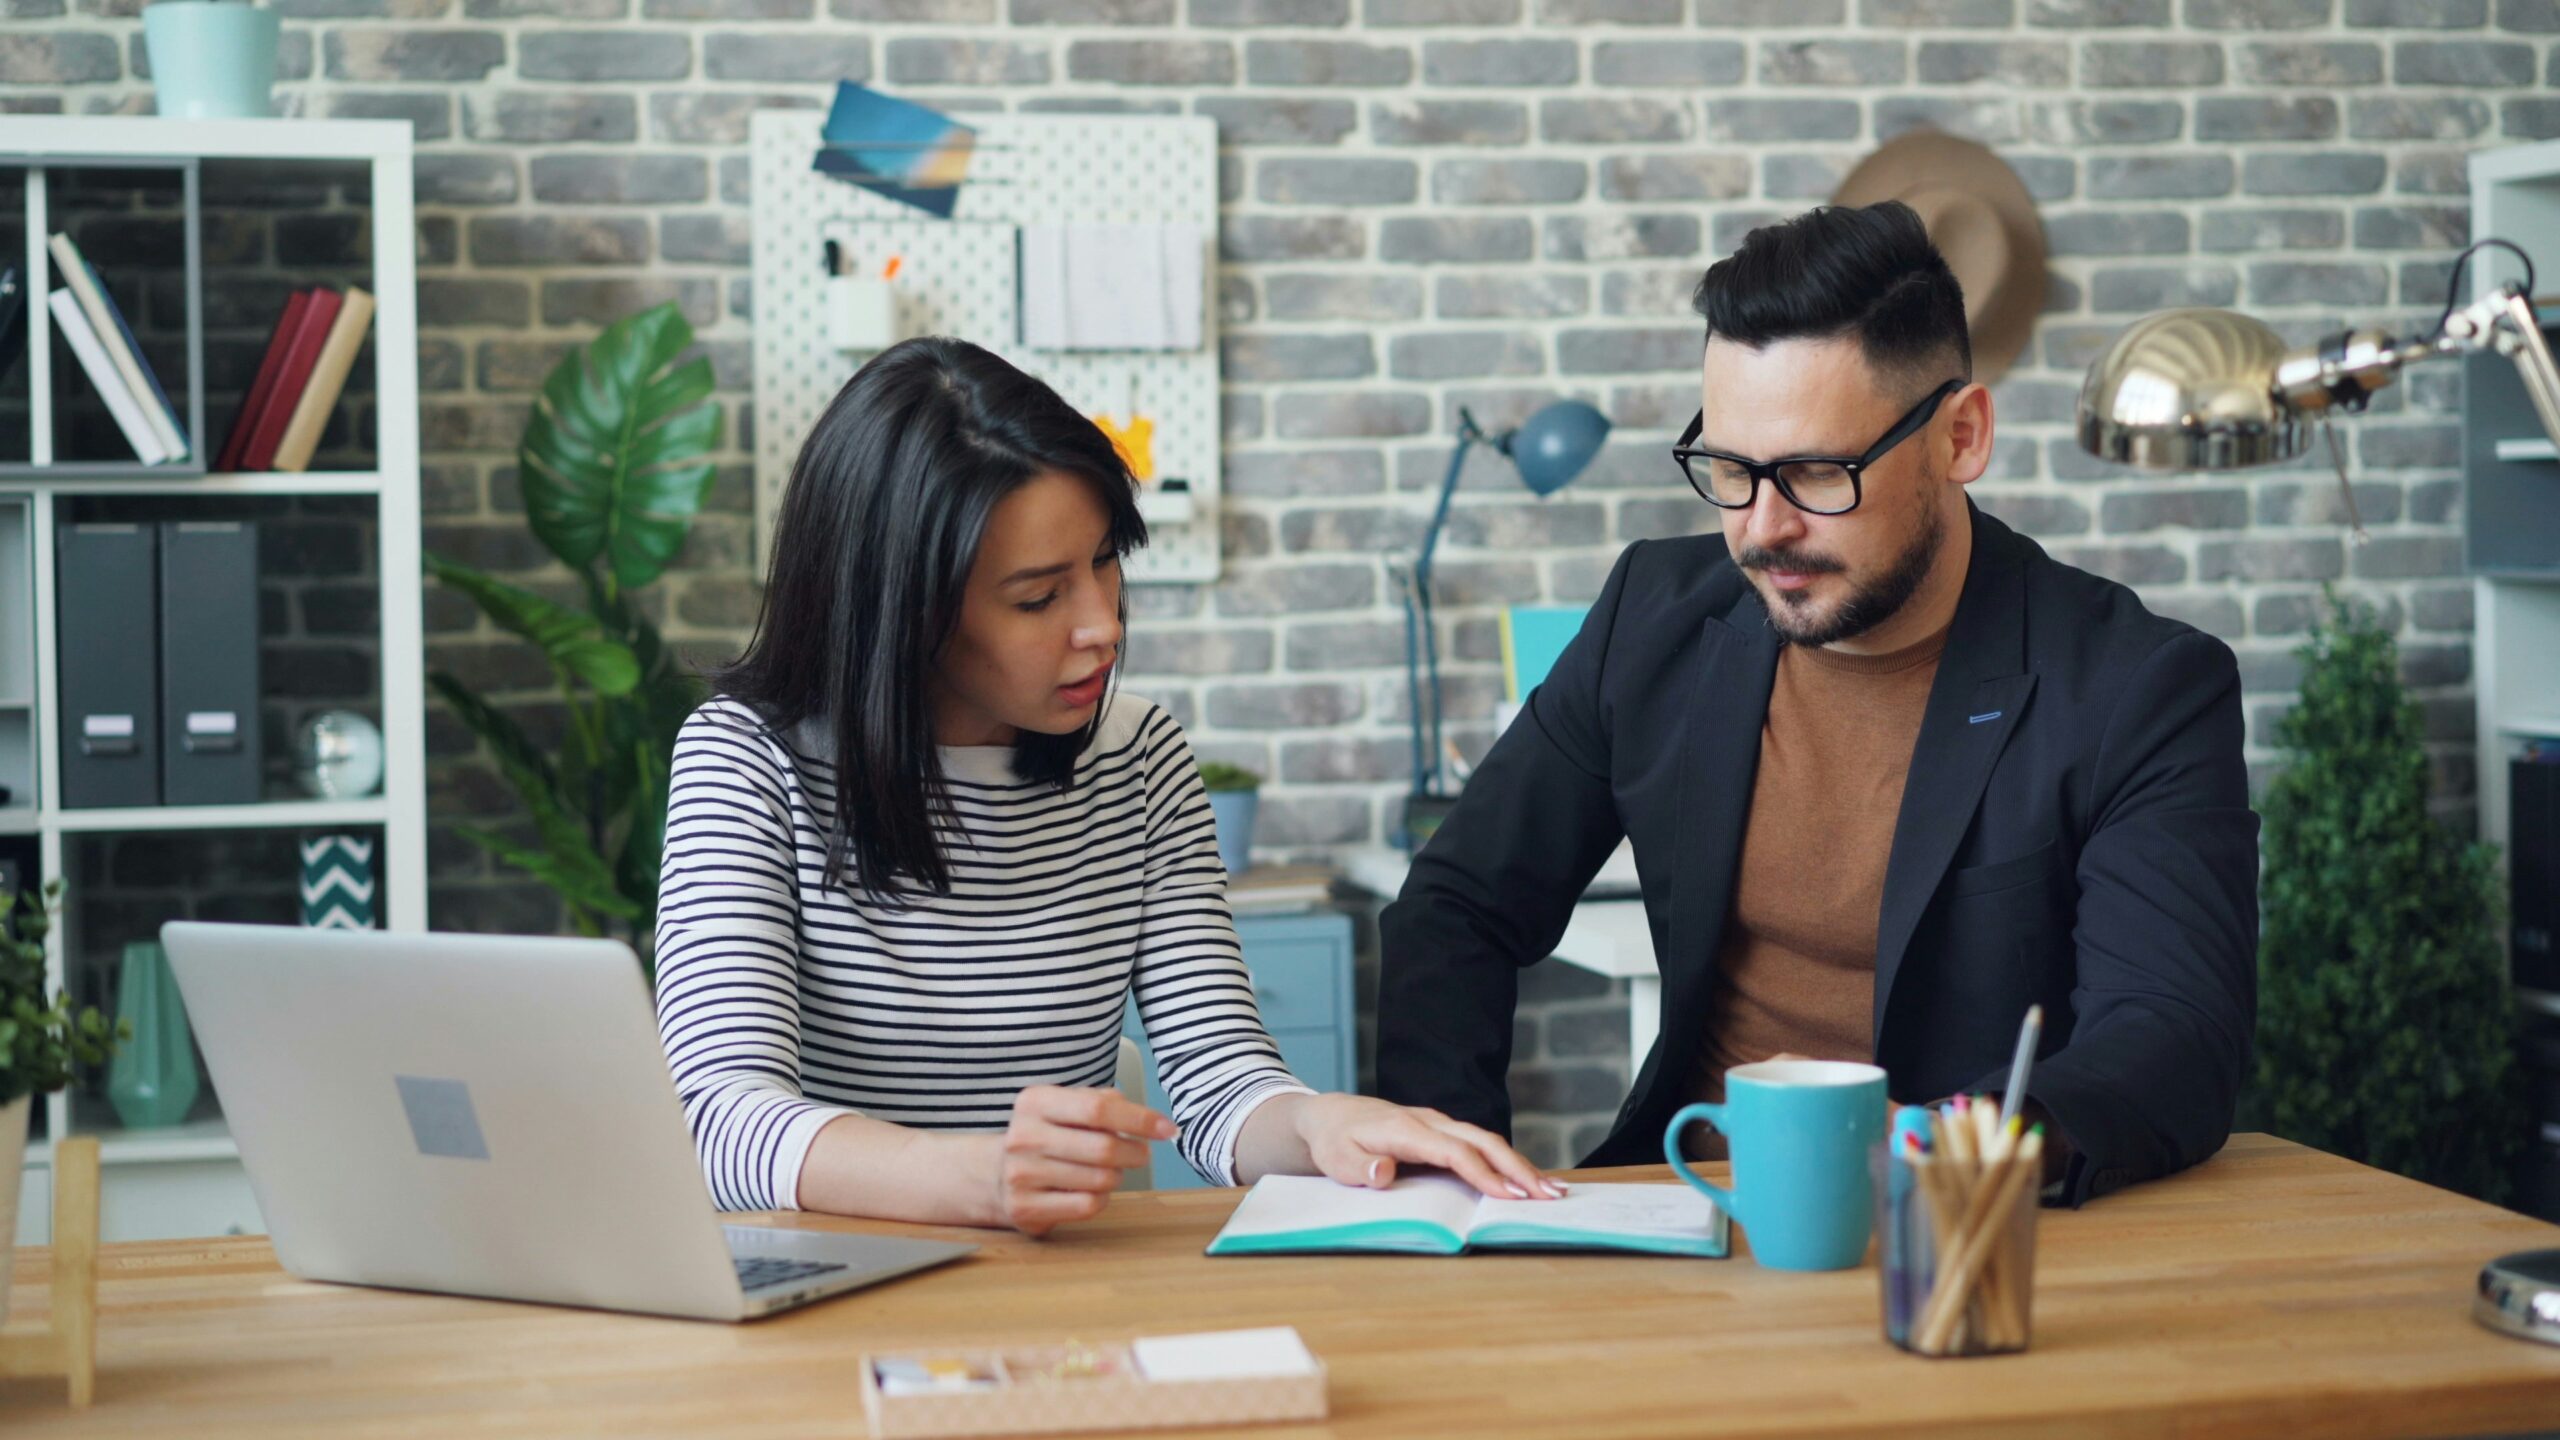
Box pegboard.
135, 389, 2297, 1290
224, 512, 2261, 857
751, 109, 1223, 585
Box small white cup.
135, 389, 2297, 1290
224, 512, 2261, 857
828, 278, 899, 352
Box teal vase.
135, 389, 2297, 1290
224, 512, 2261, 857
106, 940, 200, 1130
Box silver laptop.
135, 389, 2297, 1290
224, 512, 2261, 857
161, 921, 975, 1322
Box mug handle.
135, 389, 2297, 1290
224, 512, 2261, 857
1663, 1103, 1739, 1223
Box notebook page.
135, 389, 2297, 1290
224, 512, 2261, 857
1215, 1173, 1482, 1242
1464, 1183, 1724, 1243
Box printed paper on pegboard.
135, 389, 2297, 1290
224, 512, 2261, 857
752, 110, 1221, 585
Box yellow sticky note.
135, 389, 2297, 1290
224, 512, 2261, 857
1093, 412, 1157, 484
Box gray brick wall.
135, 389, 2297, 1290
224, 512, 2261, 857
7, 1, 2541, 1165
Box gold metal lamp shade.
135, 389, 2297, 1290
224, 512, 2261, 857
2075, 308, 2311, 473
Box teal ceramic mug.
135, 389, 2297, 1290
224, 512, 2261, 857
1664, 1059, 1889, 1272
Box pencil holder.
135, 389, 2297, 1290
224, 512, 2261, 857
828, 277, 900, 352
1874, 1114, 2042, 1357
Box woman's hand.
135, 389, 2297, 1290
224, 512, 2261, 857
1287, 1093, 1564, 1199
992, 1086, 1176, 1237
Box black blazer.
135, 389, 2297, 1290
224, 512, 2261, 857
1376, 506, 2259, 1206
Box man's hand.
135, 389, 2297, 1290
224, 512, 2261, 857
993, 1086, 1176, 1237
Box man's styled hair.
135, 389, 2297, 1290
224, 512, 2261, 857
1691, 201, 1973, 394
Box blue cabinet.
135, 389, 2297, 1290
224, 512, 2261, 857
1121, 908, 1356, 1190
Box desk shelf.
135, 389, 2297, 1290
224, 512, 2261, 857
31, 1116, 236, 1167
42, 798, 392, 834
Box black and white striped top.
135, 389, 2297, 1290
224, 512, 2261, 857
654, 693, 1309, 1211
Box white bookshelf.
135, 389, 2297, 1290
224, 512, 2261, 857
1, 117, 427, 1243
2470, 138, 2560, 1023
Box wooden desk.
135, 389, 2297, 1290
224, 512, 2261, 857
5, 1135, 2559, 1439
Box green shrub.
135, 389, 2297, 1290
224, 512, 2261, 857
0, 882, 123, 1108
2248, 592, 2525, 1203
1196, 761, 1262, 793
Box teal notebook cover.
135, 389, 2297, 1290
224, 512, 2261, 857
1501, 605, 1588, 703
1207, 1176, 1727, 1259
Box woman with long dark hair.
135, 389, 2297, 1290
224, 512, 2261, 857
656, 338, 1555, 1234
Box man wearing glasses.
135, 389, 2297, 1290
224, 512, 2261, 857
1376, 202, 2257, 1206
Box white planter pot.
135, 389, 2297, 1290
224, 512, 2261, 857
0, 1094, 27, 1317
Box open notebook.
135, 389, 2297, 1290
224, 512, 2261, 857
1206, 1175, 1728, 1258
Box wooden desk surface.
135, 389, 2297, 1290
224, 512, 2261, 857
4, 1134, 2559, 1439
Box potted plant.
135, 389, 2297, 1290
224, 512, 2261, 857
142, 1, 282, 119
425, 303, 722, 972
1197, 762, 1261, 878
2246, 593, 2527, 1202
0, 881, 123, 1312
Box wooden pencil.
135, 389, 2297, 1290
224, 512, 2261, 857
1916, 1131, 2043, 1354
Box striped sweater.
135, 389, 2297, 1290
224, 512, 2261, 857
654, 693, 1309, 1210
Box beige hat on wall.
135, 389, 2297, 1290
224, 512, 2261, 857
1831, 129, 2049, 387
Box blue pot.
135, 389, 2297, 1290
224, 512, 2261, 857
144, 3, 281, 120
1206, 789, 1258, 877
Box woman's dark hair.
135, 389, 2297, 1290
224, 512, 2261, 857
709, 336, 1146, 904
1691, 201, 1972, 394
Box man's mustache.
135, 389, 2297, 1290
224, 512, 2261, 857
1735, 544, 1846, 575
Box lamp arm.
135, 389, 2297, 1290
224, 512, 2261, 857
1413, 411, 1484, 597
1402, 420, 1482, 801
1423, 568, 1446, 801
2270, 284, 2560, 450
1398, 561, 1431, 801
2488, 289, 2560, 451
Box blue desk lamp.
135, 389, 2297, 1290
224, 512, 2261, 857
1400, 401, 1611, 846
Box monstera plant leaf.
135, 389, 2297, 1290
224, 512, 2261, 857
518, 302, 722, 594
423, 553, 640, 697
424, 301, 727, 965
427, 674, 637, 934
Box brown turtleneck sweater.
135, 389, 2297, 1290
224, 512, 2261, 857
1686, 618, 1951, 1154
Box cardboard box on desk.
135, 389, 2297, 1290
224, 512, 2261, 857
860, 1329, 1327, 1439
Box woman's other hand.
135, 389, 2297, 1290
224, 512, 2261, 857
1288, 1093, 1563, 1199
993, 1086, 1175, 1236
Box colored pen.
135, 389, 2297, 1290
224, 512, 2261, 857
1998, 1004, 2043, 1128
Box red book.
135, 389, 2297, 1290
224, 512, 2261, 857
241, 287, 344, 473
216, 289, 312, 473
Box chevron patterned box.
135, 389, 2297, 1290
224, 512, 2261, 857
299, 835, 376, 930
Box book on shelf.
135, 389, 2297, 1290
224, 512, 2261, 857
217, 289, 312, 473
269, 287, 372, 474
47, 288, 169, 464
239, 287, 344, 473
47, 232, 186, 463
85, 261, 190, 459
1226, 864, 1337, 916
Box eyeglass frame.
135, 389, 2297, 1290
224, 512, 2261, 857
1671, 377, 1969, 516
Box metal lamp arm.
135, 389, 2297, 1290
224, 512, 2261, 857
1404, 417, 1483, 800
2272, 283, 2560, 451
2479, 289, 2560, 450
1413, 410, 1484, 597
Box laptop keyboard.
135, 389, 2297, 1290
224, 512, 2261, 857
734, 1256, 850, 1292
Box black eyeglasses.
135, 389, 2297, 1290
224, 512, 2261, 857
1672, 378, 1966, 516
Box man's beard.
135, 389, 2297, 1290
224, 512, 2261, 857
1738, 501, 1945, 649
